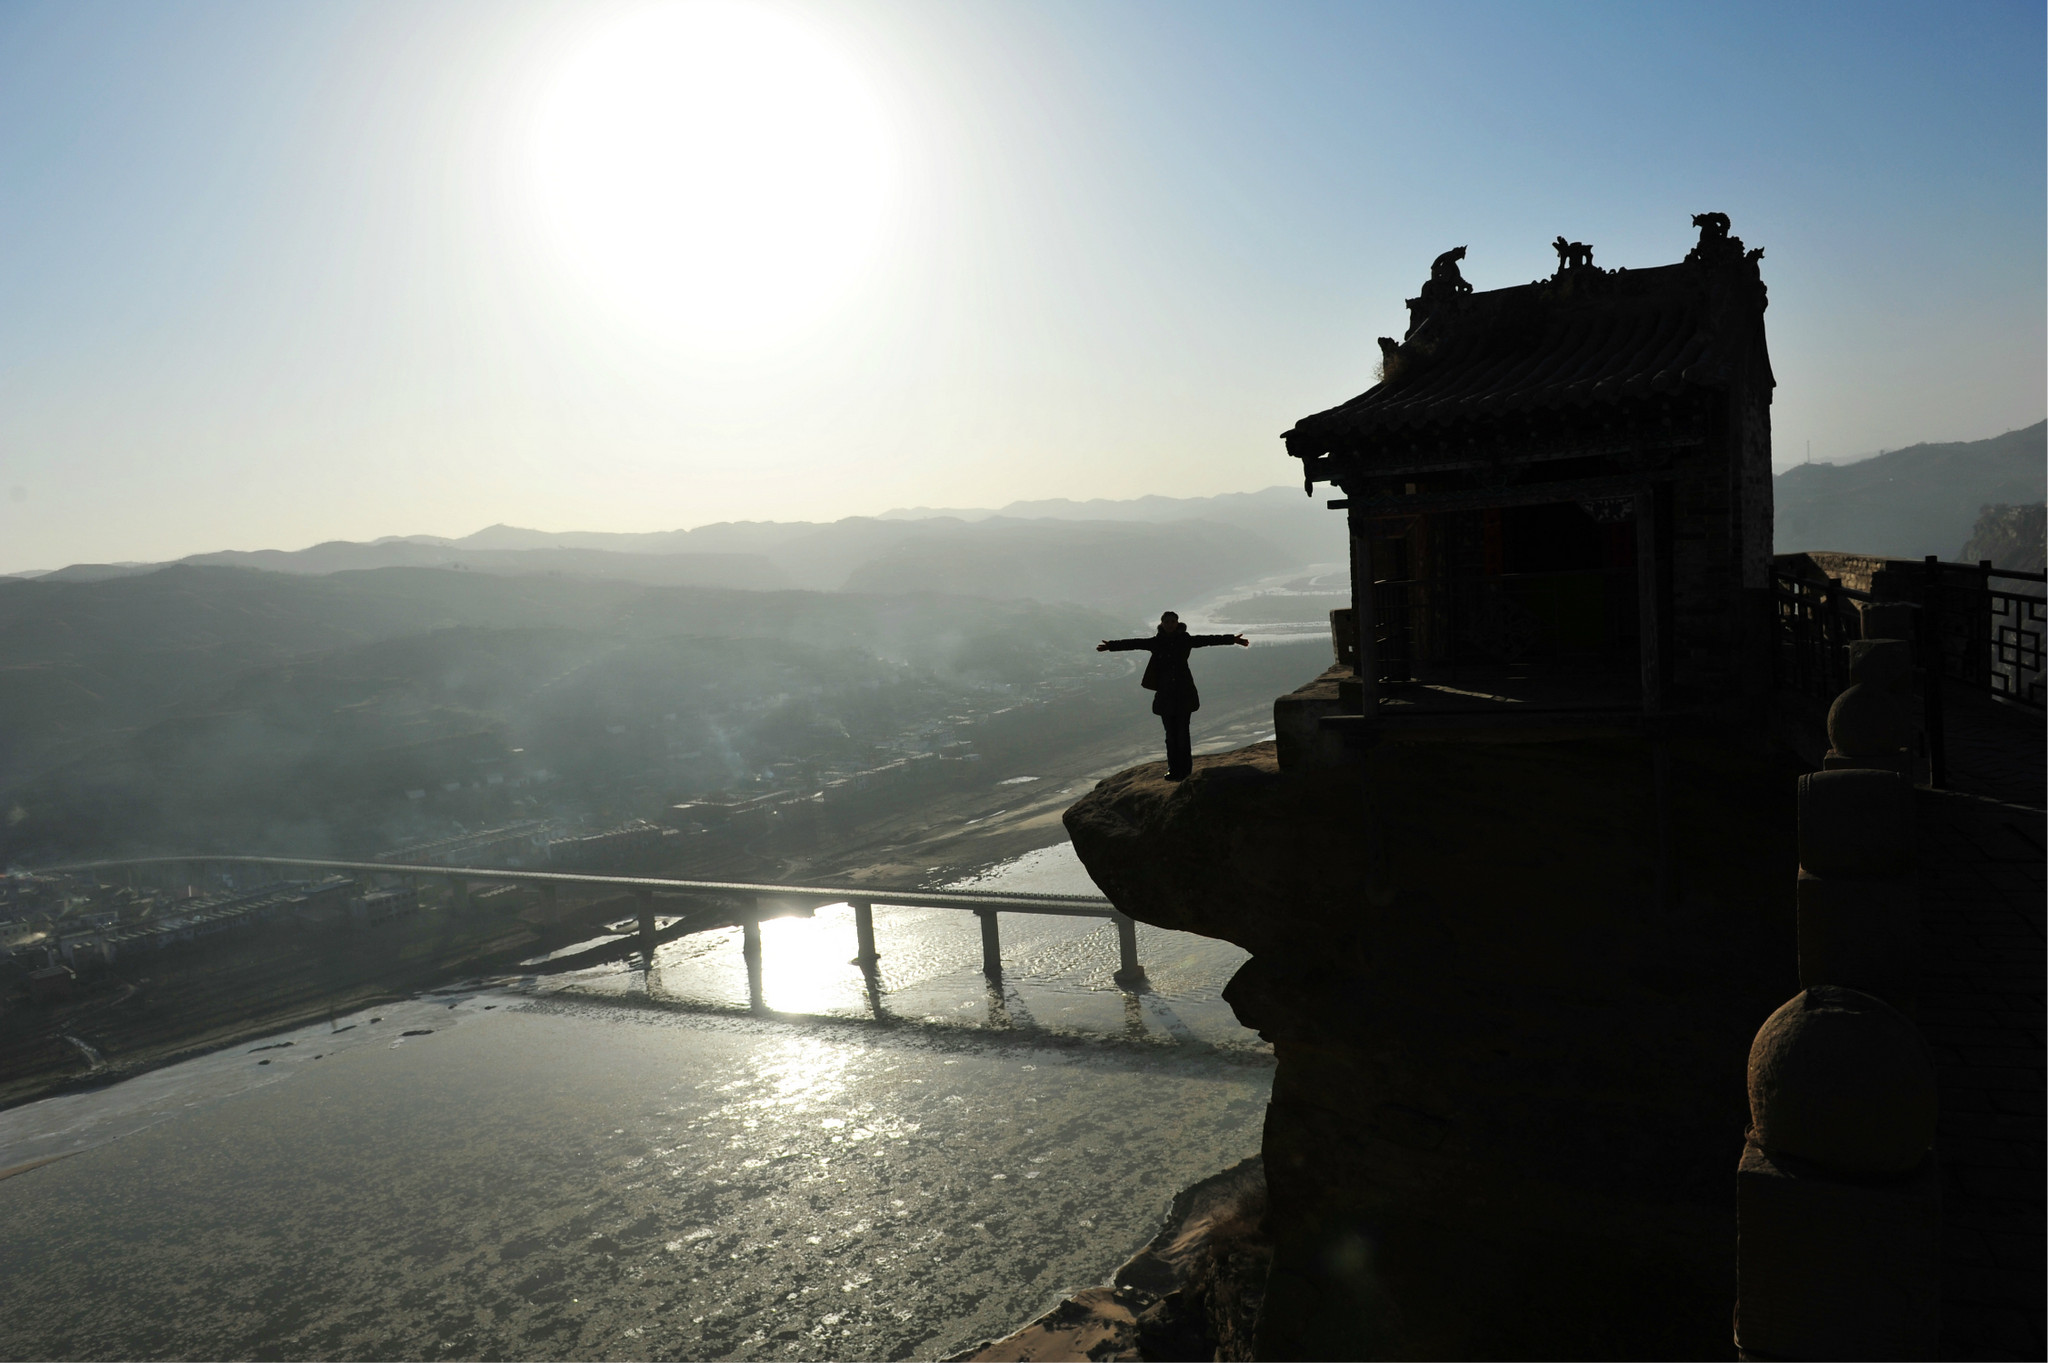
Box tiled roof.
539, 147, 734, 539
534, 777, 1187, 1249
1285, 257, 1771, 460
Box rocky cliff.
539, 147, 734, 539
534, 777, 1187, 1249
1065, 730, 1804, 1358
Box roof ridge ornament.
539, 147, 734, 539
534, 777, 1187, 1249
1686, 211, 1763, 267
1417, 246, 1472, 309
1394, 245, 1473, 359
1552, 236, 1595, 272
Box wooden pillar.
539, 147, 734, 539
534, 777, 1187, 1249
447, 875, 468, 911
1346, 506, 1379, 717
1636, 486, 1673, 911
1348, 504, 1391, 908
851, 901, 878, 966
1111, 912, 1145, 989
977, 909, 1001, 979
1921, 556, 1947, 789
1634, 487, 1663, 714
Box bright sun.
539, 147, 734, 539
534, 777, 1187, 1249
531, 1, 894, 350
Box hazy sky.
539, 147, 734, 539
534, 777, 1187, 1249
2, 0, 2042, 571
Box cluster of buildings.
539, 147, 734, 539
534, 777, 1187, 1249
0, 869, 419, 1003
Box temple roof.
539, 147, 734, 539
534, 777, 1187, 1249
1284, 223, 1772, 465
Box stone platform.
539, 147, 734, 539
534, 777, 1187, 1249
1918, 790, 2046, 1360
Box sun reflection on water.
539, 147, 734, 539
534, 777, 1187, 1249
757, 905, 868, 1015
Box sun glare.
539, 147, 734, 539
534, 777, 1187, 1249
531, 1, 894, 350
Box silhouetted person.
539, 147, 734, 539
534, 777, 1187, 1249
1098, 612, 1248, 781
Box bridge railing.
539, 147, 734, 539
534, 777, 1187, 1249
29, 854, 1148, 999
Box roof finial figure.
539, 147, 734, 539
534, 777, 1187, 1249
1686, 211, 1751, 267
1552, 236, 1594, 272
1427, 246, 1471, 296
1413, 246, 1472, 323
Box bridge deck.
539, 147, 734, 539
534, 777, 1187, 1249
37, 856, 1117, 917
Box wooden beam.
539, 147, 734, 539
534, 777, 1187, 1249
1345, 473, 1662, 520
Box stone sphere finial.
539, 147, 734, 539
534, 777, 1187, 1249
1747, 986, 1936, 1177
1827, 683, 1913, 758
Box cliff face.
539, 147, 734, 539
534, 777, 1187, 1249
1065, 732, 1803, 1359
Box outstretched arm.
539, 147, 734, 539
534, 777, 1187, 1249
1190, 634, 1251, 648
1096, 638, 1151, 652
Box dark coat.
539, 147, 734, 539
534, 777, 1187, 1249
1102, 629, 1239, 714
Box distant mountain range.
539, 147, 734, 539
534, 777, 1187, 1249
1773, 421, 2045, 563
19, 486, 1349, 613
14, 424, 2042, 604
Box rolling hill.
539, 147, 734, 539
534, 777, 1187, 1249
1774, 421, 2045, 561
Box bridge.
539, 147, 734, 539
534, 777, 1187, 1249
33, 855, 1143, 1005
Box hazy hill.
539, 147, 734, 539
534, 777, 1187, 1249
839, 517, 1291, 608
0, 564, 1138, 860
1774, 421, 2046, 559
880, 485, 1345, 562
177, 541, 786, 589
23, 485, 1348, 605
1959, 503, 2047, 575
0, 565, 1126, 796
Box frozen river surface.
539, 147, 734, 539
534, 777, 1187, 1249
0, 844, 1270, 1361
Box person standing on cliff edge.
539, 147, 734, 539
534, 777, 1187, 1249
1098, 612, 1249, 782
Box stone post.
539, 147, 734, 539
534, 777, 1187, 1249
1824, 638, 1915, 779
1329, 607, 1357, 671
1738, 754, 1939, 1358
1796, 768, 1920, 1010
1735, 986, 1940, 1360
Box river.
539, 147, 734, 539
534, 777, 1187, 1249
0, 843, 1269, 1361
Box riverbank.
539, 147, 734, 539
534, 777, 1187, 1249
950, 1156, 1270, 1362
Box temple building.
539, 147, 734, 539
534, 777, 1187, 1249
1283, 213, 1775, 731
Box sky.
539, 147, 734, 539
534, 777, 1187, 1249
0, 0, 2042, 571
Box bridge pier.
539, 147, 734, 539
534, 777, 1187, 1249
1112, 912, 1146, 989
851, 901, 878, 967
978, 909, 1002, 979
743, 918, 765, 1009
634, 888, 656, 956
